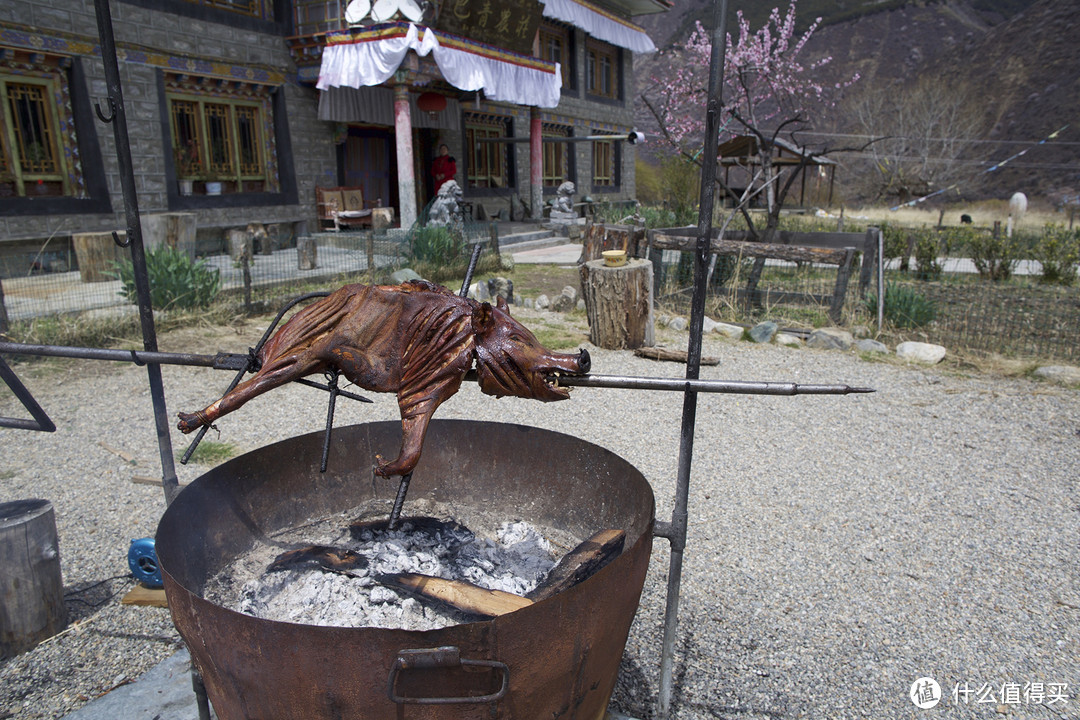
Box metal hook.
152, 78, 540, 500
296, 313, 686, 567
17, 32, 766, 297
112, 230, 130, 248
94, 97, 116, 124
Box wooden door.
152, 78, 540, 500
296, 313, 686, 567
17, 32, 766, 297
340, 127, 396, 211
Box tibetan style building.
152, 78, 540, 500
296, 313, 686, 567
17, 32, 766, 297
0, 0, 668, 271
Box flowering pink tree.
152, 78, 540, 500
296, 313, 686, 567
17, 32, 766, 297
643, 1, 858, 239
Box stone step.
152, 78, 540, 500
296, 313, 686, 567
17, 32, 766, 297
496, 229, 561, 248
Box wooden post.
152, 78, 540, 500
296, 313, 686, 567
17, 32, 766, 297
901, 232, 915, 272
829, 247, 856, 325
241, 254, 252, 312
297, 236, 317, 270
745, 257, 767, 307
857, 227, 879, 297
0, 499, 67, 658
488, 222, 501, 261
580, 258, 654, 350
72, 231, 128, 282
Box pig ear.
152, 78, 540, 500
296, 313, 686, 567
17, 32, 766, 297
496, 295, 509, 312
472, 301, 495, 333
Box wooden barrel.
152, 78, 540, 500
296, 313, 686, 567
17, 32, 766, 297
0, 499, 67, 658
72, 231, 128, 283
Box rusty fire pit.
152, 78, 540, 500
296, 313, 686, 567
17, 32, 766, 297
157, 419, 654, 719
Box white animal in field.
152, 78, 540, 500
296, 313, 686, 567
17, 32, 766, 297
1007, 192, 1027, 237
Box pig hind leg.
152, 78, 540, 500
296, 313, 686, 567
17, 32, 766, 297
177, 353, 327, 433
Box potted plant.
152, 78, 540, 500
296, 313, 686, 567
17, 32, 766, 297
173, 139, 200, 196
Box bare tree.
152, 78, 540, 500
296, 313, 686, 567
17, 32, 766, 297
850, 78, 987, 204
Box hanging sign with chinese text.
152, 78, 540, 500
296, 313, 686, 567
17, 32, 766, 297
436, 0, 543, 55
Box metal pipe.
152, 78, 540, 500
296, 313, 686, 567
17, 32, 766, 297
555, 373, 872, 396
92, 0, 180, 506
0, 342, 875, 397
657, 0, 728, 715
0, 341, 228, 368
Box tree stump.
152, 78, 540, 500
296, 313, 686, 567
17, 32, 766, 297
580, 224, 646, 264
0, 499, 67, 658
72, 231, 128, 283
580, 258, 654, 350
141, 213, 196, 260
227, 228, 253, 263
297, 235, 318, 270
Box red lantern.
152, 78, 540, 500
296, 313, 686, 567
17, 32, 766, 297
416, 92, 447, 117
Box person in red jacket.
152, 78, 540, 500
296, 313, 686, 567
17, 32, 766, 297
431, 143, 456, 195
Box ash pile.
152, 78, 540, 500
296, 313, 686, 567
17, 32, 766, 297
202, 505, 622, 632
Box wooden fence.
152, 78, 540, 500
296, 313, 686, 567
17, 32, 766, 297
644, 227, 882, 324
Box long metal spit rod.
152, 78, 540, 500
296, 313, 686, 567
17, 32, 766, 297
0, 341, 871, 401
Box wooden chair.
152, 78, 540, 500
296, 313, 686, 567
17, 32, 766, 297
316, 186, 373, 231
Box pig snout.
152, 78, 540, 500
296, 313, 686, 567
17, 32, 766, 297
578, 348, 591, 374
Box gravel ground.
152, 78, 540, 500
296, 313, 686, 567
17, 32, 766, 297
1, 309, 1078, 719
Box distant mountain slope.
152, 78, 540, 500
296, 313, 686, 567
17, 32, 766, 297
633, 0, 1077, 202
929, 0, 1080, 198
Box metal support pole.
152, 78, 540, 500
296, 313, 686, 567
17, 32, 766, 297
92, 0, 202, 716
657, 0, 728, 715
92, 0, 180, 506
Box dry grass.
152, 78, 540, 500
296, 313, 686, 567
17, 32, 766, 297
843, 200, 1065, 230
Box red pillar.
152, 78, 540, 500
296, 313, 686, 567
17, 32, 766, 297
394, 83, 417, 228
530, 106, 543, 221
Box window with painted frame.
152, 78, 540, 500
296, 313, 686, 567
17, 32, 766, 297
585, 39, 619, 100
592, 138, 618, 190
165, 74, 279, 196
465, 112, 512, 190
542, 123, 573, 188
0, 51, 80, 199
538, 22, 575, 92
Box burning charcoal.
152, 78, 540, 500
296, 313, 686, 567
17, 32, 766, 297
267, 545, 368, 576
369, 586, 398, 604
349, 515, 470, 542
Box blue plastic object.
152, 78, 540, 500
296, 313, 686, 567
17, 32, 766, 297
128, 537, 163, 588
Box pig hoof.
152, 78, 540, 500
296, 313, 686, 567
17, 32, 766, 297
177, 411, 205, 434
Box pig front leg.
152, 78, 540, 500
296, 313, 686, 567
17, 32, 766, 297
375, 376, 465, 477
374, 411, 433, 477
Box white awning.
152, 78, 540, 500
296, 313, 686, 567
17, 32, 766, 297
317, 23, 563, 108
540, 0, 656, 53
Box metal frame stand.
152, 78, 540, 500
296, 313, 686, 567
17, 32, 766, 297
0, 1, 872, 718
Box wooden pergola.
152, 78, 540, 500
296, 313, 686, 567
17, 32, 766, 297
717, 135, 837, 208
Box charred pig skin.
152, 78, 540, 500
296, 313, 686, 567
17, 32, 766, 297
178, 280, 589, 477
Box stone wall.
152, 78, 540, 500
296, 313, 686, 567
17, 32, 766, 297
0, 0, 325, 258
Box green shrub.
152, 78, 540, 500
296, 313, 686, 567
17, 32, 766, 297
1032, 223, 1079, 285
408, 225, 465, 266
912, 228, 945, 280
878, 222, 911, 264
866, 282, 937, 329
948, 224, 1018, 281
659, 156, 700, 216
109, 245, 220, 311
